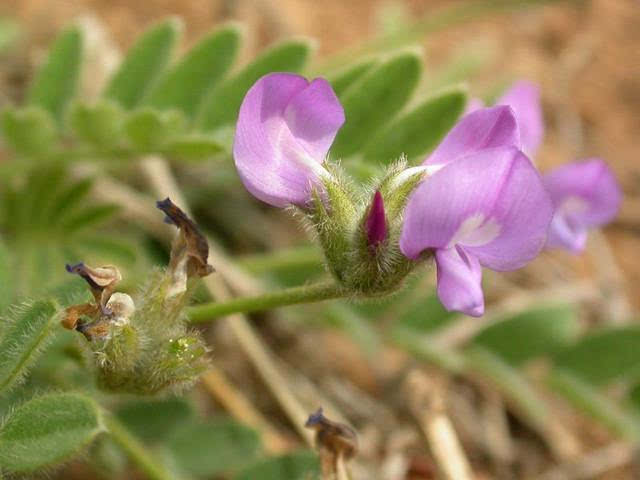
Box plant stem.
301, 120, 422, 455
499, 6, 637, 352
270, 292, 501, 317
104, 414, 178, 480
188, 282, 345, 323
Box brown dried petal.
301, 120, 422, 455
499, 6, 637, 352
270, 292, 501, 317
156, 197, 214, 278
66, 262, 122, 307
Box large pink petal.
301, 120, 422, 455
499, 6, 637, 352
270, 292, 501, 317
400, 146, 552, 271
233, 73, 344, 207
496, 81, 544, 159
423, 105, 520, 168
435, 246, 484, 317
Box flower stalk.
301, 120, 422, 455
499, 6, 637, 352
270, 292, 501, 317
187, 282, 345, 323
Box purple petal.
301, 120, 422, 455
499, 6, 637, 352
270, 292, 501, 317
233, 73, 345, 207
496, 81, 544, 158
423, 105, 520, 169
435, 246, 484, 317
543, 158, 621, 252
401, 146, 553, 271
365, 190, 387, 248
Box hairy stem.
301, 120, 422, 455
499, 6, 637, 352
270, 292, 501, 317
105, 414, 178, 480
188, 282, 345, 323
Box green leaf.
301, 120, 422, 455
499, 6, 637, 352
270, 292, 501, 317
162, 134, 223, 162
550, 368, 640, 440
0, 392, 103, 473
396, 291, 455, 333
554, 326, 640, 386
0, 300, 58, 394
61, 204, 120, 233
329, 57, 379, 97
68, 100, 124, 148
363, 87, 467, 164
331, 49, 422, 159
236, 451, 320, 480
0, 239, 12, 313
392, 326, 467, 374
45, 177, 94, 224
103, 19, 181, 108
166, 418, 261, 476
197, 38, 313, 130
1, 107, 56, 155
144, 24, 242, 118
123, 108, 186, 152
115, 397, 196, 444
472, 305, 578, 366
27, 26, 83, 122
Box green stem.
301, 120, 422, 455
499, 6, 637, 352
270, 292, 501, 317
104, 414, 178, 480
188, 282, 345, 323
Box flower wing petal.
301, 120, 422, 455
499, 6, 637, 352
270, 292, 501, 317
497, 80, 544, 158
423, 105, 520, 168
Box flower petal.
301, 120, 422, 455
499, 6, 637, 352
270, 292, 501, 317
543, 158, 621, 251
233, 73, 344, 207
435, 246, 484, 317
423, 105, 520, 169
496, 81, 544, 158
400, 146, 552, 271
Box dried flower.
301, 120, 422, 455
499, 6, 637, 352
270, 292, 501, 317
305, 408, 358, 476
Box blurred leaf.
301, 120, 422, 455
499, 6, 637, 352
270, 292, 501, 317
331, 49, 422, 159
89, 436, 127, 480
27, 26, 82, 122
162, 134, 223, 162
363, 87, 467, 164
123, 108, 186, 151
0, 300, 58, 395
167, 418, 261, 477
472, 305, 578, 366
197, 39, 313, 130
0, 392, 103, 473
395, 291, 455, 333
329, 58, 379, 97
550, 368, 640, 440
392, 326, 467, 373
68, 100, 124, 149
115, 397, 196, 444
554, 326, 640, 386
0, 239, 12, 313
1, 107, 56, 156
61, 204, 120, 234
46, 177, 94, 223
75, 235, 137, 265
236, 451, 320, 480
144, 24, 242, 118
103, 18, 181, 108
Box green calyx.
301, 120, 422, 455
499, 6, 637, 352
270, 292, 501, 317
306, 160, 428, 297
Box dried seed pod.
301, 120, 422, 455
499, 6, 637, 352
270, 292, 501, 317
156, 198, 214, 298
305, 407, 358, 475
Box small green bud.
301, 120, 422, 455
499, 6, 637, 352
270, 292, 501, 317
303, 159, 428, 297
